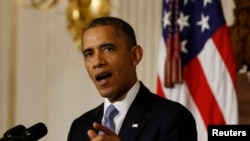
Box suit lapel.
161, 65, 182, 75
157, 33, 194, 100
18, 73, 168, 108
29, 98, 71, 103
118, 105, 147, 141
93, 103, 104, 122
118, 82, 151, 141
91, 103, 104, 133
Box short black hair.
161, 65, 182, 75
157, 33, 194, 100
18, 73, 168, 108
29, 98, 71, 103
82, 17, 137, 47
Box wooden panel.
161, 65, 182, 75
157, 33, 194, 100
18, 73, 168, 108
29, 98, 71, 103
236, 73, 250, 124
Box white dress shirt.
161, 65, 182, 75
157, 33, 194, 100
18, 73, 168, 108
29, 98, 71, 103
102, 80, 140, 134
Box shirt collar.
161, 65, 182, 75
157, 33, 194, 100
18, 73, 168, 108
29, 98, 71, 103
104, 80, 140, 116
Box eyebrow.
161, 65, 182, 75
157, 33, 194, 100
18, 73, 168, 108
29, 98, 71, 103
100, 42, 116, 48
82, 42, 117, 55
82, 47, 92, 55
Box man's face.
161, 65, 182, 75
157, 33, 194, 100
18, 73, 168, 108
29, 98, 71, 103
82, 25, 141, 102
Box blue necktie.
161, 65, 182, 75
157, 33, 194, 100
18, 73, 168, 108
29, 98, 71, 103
102, 104, 119, 133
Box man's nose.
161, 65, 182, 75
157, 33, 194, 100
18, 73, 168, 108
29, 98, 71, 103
93, 52, 107, 69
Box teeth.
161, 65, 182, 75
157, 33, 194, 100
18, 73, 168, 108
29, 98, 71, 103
96, 73, 111, 81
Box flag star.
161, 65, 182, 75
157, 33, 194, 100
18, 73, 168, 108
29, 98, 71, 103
163, 11, 171, 28
196, 14, 210, 32
177, 12, 190, 31
184, 0, 188, 5
184, 0, 194, 5
204, 0, 212, 7
181, 40, 188, 53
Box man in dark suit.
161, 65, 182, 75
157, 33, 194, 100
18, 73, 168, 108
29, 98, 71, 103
67, 17, 197, 141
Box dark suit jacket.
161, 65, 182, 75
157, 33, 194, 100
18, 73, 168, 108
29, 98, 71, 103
67, 82, 197, 141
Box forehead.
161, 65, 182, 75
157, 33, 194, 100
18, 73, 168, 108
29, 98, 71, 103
83, 25, 119, 39
82, 25, 124, 47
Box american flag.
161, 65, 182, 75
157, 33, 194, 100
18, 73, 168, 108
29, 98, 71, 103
157, 0, 238, 141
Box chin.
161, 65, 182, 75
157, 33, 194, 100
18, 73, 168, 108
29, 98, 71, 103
99, 91, 113, 98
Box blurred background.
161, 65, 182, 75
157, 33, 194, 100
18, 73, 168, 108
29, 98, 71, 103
0, 0, 249, 141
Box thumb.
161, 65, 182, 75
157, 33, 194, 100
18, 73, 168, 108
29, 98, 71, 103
87, 129, 98, 139
93, 122, 116, 135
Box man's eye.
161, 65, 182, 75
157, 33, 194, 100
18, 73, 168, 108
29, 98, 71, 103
83, 51, 93, 58
104, 46, 115, 52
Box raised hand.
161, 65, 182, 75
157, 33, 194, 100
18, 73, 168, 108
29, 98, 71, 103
87, 122, 121, 141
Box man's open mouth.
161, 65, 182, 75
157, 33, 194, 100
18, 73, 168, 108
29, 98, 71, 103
96, 72, 112, 81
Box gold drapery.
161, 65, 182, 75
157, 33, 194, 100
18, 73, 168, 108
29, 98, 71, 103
67, 0, 110, 50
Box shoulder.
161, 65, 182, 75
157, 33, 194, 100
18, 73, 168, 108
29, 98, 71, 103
137, 82, 185, 108
148, 92, 192, 117
73, 103, 103, 124
67, 104, 104, 141
69, 103, 103, 131
137, 82, 195, 120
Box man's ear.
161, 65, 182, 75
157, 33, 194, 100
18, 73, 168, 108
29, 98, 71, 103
131, 45, 143, 66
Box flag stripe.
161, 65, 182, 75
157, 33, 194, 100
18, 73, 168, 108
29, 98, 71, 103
157, 75, 166, 99
157, 53, 208, 141
184, 57, 226, 126
212, 25, 237, 87
199, 27, 238, 124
